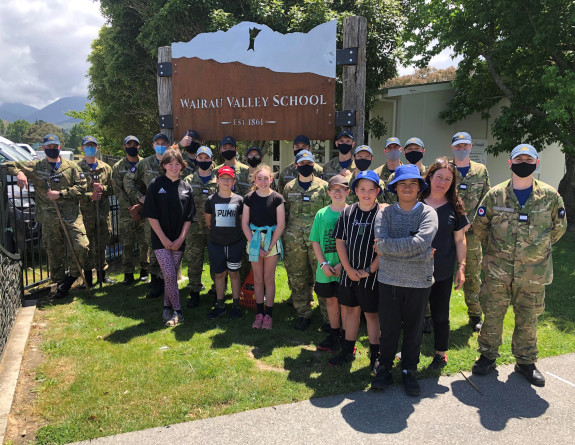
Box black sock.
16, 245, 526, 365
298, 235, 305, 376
265, 306, 273, 317
176, 309, 183, 315
342, 339, 356, 353
340, 328, 346, 339
257, 303, 264, 314
370, 343, 380, 357
330, 327, 340, 338
232, 299, 240, 308
216, 299, 225, 308
164, 306, 171, 310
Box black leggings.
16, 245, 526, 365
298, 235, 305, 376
428, 276, 454, 352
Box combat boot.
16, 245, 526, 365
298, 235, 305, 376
122, 273, 135, 285
81, 269, 93, 289
97, 270, 115, 285
472, 355, 496, 375
515, 363, 545, 387
53, 275, 78, 299
146, 275, 164, 299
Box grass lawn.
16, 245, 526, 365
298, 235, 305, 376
23, 233, 575, 444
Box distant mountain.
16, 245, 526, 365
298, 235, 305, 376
0, 96, 89, 126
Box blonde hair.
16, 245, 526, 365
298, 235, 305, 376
250, 164, 275, 192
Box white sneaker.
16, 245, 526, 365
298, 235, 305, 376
166, 312, 183, 327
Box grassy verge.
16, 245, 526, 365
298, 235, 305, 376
28, 233, 575, 444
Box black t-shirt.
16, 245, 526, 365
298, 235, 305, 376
204, 193, 244, 245
333, 203, 379, 289
243, 190, 285, 227
431, 202, 469, 280
142, 175, 195, 251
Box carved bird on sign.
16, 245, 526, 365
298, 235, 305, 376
248, 27, 261, 51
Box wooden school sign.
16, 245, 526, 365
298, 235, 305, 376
170, 21, 337, 141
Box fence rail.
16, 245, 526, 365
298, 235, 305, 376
0, 243, 23, 360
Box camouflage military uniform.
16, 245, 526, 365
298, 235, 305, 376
322, 157, 355, 181
124, 154, 164, 278
181, 151, 197, 178
183, 171, 217, 292
6, 158, 89, 281
473, 179, 567, 364
215, 161, 251, 196
111, 156, 149, 274
374, 162, 401, 186
382, 164, 427, 205
77, 158, 114, 272
455, 160, 490, 317
277, 162, 323, 194
283, 176, 330, 319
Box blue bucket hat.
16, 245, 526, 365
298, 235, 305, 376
43, 134, 61, 146
124, 135, 140, 145
153, 133, 170, 143
336, 129, 354, 140
451, 132, 472, 145
220, 136, 236, 147
81, 135, 98, 145
293, 135, 310, 146
510, 143, 538, 160
404, 137, 425, 149
386, 164, 428, 194
295, 150, 315, 164
385, 137, 401, 148
354, 145, 373, 156
196, 146, 213, 158
351, 170, 382, 196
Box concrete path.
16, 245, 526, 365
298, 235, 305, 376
74, 353, 575, 445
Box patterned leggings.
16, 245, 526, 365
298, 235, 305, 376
154, 249, 183, 311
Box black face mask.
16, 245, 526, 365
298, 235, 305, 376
185, 141, 201, 154
221, 150, 237, 160
197, 161, 212, 171
44, 148, 60, 159
511, 162, 537, 178
125, 146, 139, 157
247, 157, 262, 168
338, 143, 352, 155
297, 164, 314, 177
405, 151, 424, 164
293, 148, 304, 158
355, 159, 372, 171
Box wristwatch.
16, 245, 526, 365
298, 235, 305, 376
319, 261, 329, 269
364, 267, 372, 274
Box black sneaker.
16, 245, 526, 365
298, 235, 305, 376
469, 316, 482, 332
472, 355, 496, 375
317, 335, 339, 352
294, 317, 311, 331
423, 316, 433, 334
328, 347, 356, 367
208, 305, 227, 319
139, 269, 149, 282
229, 306, 242, 320
429, 353, 448, 370
371, 365, 393, 391
515, 363, 545, 387
187, 290, 200, 308
122, 273, 135, 285
402, 369, 420, 396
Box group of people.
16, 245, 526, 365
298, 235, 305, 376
6, 128, 566, 396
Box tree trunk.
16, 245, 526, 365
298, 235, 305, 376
558, 152, 575, 232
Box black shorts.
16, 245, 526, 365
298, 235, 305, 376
208, 239, 245, 274
338, 283, 379, 313
314, 281, 339, 299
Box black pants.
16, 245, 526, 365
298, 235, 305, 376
429, 276, 453, 352
378, 283, 431, 371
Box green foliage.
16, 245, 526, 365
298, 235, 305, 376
89, 1, 403, 151
22, 122, 66, 146
0, 119, 6, 136
5, 119, 31, 142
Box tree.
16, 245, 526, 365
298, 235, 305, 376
403, 0, 575, 229
5, 119, 31, 142
22, 122, 65, 147
89, 0, 403, 155
0, 120, 5, 136
384, 66, 456, 88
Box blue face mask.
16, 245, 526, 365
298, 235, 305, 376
84, 146, 97, 157
154, 145, 168, 155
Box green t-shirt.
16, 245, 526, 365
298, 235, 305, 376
309, 205, 343, 283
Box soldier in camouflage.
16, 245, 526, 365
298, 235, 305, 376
215, 136, 251, 197
183, 146, 217, 308
8, 134, 89, 298
374, 137, 403, 192
77, 136, 115, 286
283, 150, 330, 330
322, 130, 355, 181
346, 145, 385, 204
451, 132, 491, 331
124, 133, 170, 298
177, 129, 202, 178
277, 135, 324, 194
111, 135, 149, 285
471, 144, 567, 387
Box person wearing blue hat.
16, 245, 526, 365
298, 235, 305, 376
124, 132, 173, 298
77, 135, 115, 287
375, 137, 403, 190
329, 169, 382, 368
323, 130, 356, 182
371, 163, 438, 396
111, 135, 149, 285
177, 129, 203, 176
182, 146, 218, 308
450, 131, 491, 331
282, 150, 330, 330
471, 144, 567, 387
7, 133, 89, 298
277, 135, 324, 194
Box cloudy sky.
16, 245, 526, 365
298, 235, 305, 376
0, 0, 106, 109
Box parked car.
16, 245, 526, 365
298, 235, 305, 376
0, 136, 37, 160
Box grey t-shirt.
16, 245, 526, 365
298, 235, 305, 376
374, 202, 438, 288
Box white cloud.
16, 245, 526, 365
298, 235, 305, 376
0, 0, 106, 108
398, 47, 462, 76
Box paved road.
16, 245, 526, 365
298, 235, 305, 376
74, 353, 575, 444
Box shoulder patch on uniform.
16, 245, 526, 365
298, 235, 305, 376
558, 207, 566, 219
477, 206, 486, 217
130, 166, 137, 172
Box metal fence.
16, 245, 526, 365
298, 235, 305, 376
0, 243, 23, 359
